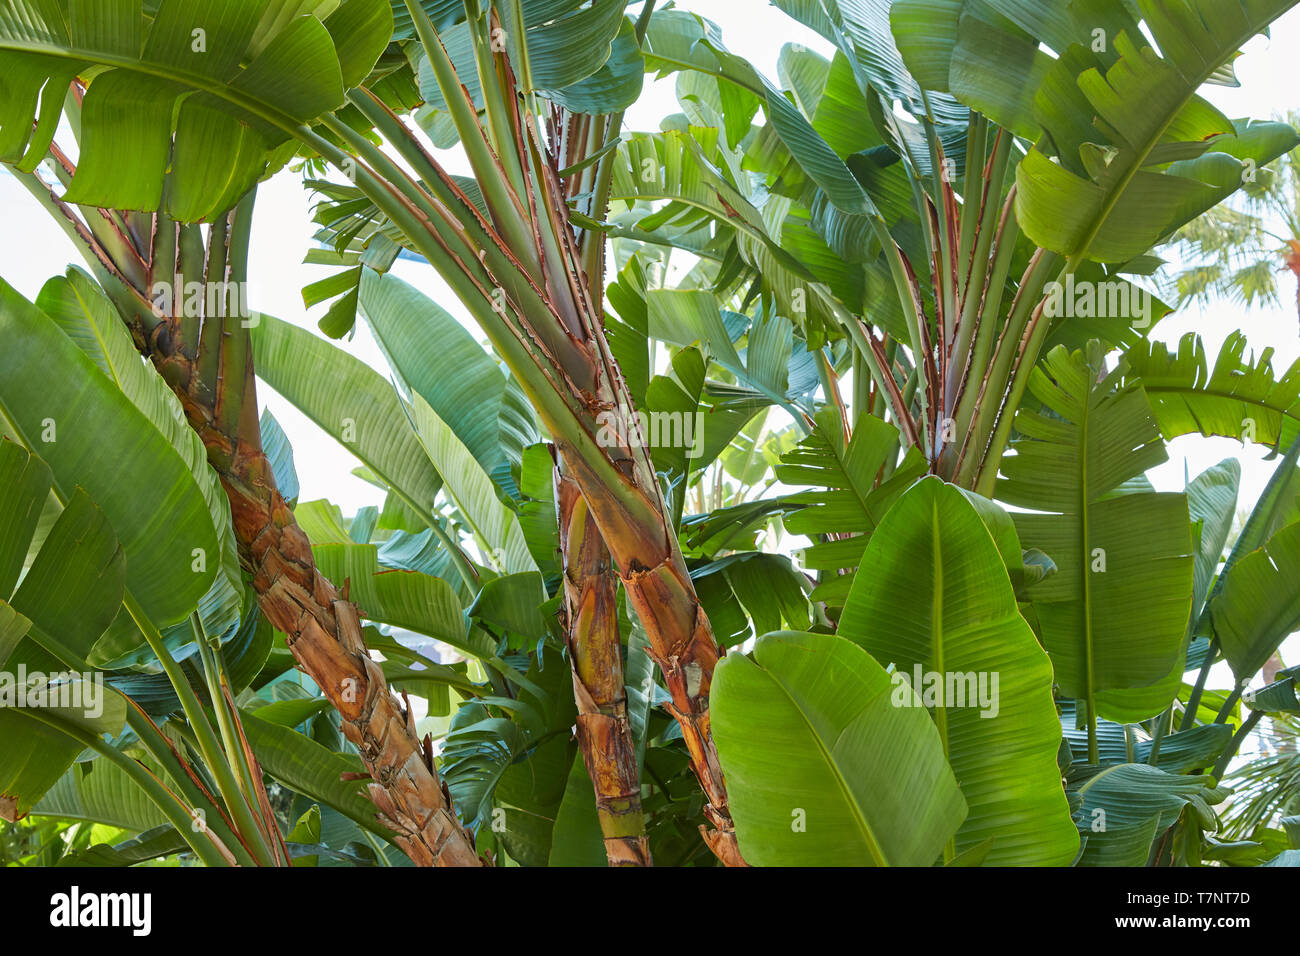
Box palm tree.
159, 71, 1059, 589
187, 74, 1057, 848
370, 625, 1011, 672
1161, 112, 1300, 329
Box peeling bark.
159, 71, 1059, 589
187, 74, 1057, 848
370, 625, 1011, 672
555, 465, 651, 867
221, 457, 482, 867
67, 192, 485, 868
552, 362, 744, 865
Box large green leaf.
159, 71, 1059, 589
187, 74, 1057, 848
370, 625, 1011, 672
358, 269, 535, 494
546, 757, 608, 867
407, 394, 536, 575
0, 663, 129, 824
1103, 458, 1244, 713
610, 128, 811, 278
0, 278, 217, 627
7, 487, 125, 667
890, 0, 963, 92
1186, 459, 1241, 616
999, 347, 1194, 722
993, 0, 1300, 263
412, 0, 628, 111
1069, 762, 1227, 866
775, 409, 925, 604
0, 442, 147, 821
241, 709, 395, 839
1124, 332, 1300, 450
1212, 521, 1300, 683
507, 0, 628, 93
839, 477, 1078, 865
33, 755, 172, 833
304, 530, 495, 660
544, 16, 645, 114
37, 267, 243, 665
0, 0, 394, 218
712, 630, 967, 866
251, 313, 445, 529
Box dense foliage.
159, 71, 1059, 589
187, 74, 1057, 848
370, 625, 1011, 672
2, 0, 1300, 867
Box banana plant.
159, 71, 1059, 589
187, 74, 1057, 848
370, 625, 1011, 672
1, 267, 526, 868
1048, 438, 1300, 865
4, 0, 1300, 871
0, 0, 758, 865
8, 143, 481, 867
0, 287, 290, 867
609, 0, 1299, 500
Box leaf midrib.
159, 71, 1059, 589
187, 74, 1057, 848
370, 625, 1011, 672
1067, 11, 1291, 268
764, 659, 890, 865
0, 40, 315, 142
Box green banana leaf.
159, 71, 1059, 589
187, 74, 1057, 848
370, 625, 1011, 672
1212, 521, 1300, 683
776, 408, 925, 605
1124, 332, 1300, 450
999, 346, 1194, 722
839, 476, 1079, 865
0, 279, 217, 627
251, 312, 446, 528
358, 268, 537, 494
0, 0, 393, 218
712, 630, 967, 866
407, 393, 536, 574
1070, 762, 1228, 866
37, 267, 243, 667
0, 443, 130, 819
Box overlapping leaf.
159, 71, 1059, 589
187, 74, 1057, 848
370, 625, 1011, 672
839, 477, 1078, 865
999, 346, 1194, 722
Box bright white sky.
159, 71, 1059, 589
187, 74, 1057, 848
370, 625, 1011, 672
2, 2, 1298, 702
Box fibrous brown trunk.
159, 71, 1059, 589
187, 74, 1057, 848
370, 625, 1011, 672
156, 301, 483, 870
551, 350, 745, 867
43, 171, 484, 866
218, 433, 482, 867
327, 29, 747, 863
554, 463, 651, 867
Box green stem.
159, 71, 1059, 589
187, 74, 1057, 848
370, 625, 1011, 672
193, 615, 268, 840
1181, 638, 1218, 731
949, 192, 1021, 457
869, 219, 933, 458
1213, 686, 1244, 725
124, 594, 276, 866
403, 0, 535, 259
1211, 710, 1263, 779
947, 131, 1013, 413
969, 257, 1065, 496
19, 708, 232, 867
27, 624, 258, 865
1146, 706, 1172, 766
956, 112, 987, 291
1087, 697, 1099, 765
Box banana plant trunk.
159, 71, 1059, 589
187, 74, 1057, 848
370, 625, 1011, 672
554, 463, 651, 866
33, 168, 483, 867
541, 309, 745, 867
218, 436, 482, 868
317, 1, 747, 863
